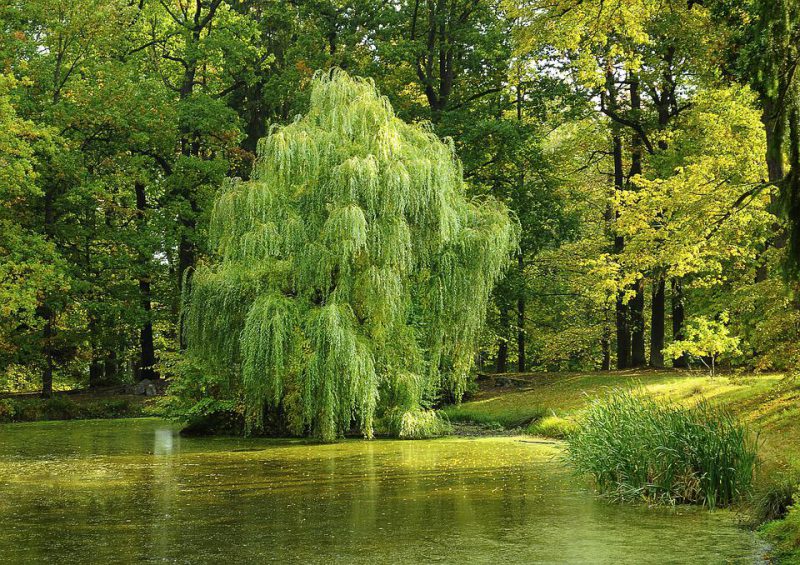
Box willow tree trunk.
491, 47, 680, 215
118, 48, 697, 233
650, 278, 665, 368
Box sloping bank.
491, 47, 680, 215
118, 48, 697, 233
442, 370, 800, 562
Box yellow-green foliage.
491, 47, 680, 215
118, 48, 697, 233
382, 408, 452, 439
184, 70, 517, 442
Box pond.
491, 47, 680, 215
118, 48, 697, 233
0, 418, 764, 564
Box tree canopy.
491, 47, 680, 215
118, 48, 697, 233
184, 70, 517, 441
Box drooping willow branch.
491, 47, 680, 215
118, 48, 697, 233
183, 70, 518, 441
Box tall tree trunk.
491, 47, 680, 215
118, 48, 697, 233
88, 316, 104, 388
515, 84, 526, 374
629, 74, 646, 368
764, 99, 786, 185
630, 280, 646, 367
104, 350, 119, 382
788, 106, 800, 270
41, 309, 54, 398
135, 182, 158, 381
41, 176, 56, 397
671, 278, 688, 368
612, 126, 629, 368
601, 319, 611, 371
496, 307, 508, 373
606, 68, 631, 370
517, 278, 526, 373
757, 99, 788, 281
650, 278, 665, 368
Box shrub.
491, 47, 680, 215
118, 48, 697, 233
566, 389, 757, 508
42, 396, 81, 419
0, 398, 16, 422
15, 399, 44, 421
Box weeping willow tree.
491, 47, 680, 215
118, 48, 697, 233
184, 70, 518, 442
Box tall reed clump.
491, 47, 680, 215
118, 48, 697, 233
566, 390, 757, 508
182, 70, 518, 442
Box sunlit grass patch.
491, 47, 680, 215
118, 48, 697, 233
525, 415, 578, 439
441, 399, 548, 428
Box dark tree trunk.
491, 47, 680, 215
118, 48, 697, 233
613, 129, 630, 369
138, 277, 158, 381
516, 253, 526, 373
757, 98, 788, 281
496, 307, 508, 373
789, 107, 800, 270
616, 295, 631, 369
671, 278, 688, 368
88, 315, 104, 388
89, 355, 104, 388
606, 68, 631, 370
41, 176, 56, 397
516, 297, 525, 372
601, 326, 611, 371
41, 309, 54, 398
135, 182, 158, 381
650, 278, 665, 368
104, 350, 119, 382
628, 74, 646, 368
764, 99, 786, 185
630, 280, 646, 367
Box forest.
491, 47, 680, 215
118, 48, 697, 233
1, 0, 800, 563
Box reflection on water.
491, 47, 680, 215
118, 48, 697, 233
0, 419, 764, 564
154, 427, 175, 456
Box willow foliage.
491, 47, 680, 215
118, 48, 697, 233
184, 70, 518, 441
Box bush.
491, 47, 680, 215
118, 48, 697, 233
0, 398, 16, 422
0, 395, 146, 422
42, 396, 81, 419
566, 389, 757, 508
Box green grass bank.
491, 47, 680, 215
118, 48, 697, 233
0, 391, 159, 423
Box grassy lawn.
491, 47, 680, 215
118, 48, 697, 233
444, 370, 800, 467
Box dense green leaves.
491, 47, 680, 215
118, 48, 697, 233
184, 71, 517, 441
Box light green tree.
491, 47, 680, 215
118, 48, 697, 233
183, 70, 518, 441
663, 313, 741, 376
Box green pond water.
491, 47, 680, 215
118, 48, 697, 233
0, 418, 764, 564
